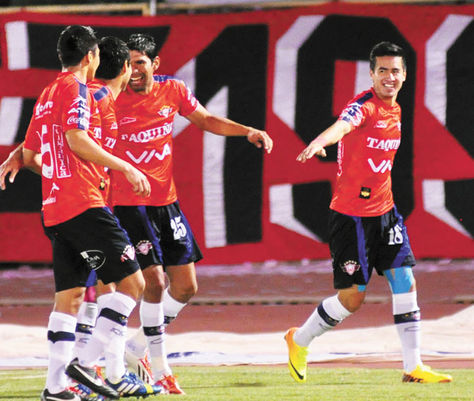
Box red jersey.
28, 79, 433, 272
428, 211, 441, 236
88, 79, 118, 153
111, 75, 199, 206
330, 88, 402, 217
23, 72, 106, 226
88, 79, 119, 203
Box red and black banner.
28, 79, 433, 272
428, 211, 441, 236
0, 4, 473, 263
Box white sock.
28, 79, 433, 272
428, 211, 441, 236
162, 288, 186, 326
294, 295, 351, 347
140, 300, 171, 378
46, 312, 77, 394
126, 326, 148, 359
73, 302, 98, 359
80, 292, 136, 382
393, 291, 422, 372
96, 293, 114, 313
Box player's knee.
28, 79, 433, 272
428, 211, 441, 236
338, 288, 365, 313
172, 281, 198, 303
143, 266, 166, 293
384, 267, 415, 294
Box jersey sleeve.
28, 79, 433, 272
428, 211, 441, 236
98, 95, 118, 152
339, 100, 368, 129
175, 79, 199, 117
61, 80, 91, 132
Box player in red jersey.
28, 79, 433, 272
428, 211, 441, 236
285, 42, 452, 384
110, 33, 273, 394
21, 26, 155, 401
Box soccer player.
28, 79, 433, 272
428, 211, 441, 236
285, 41, 453, 384
21, 25, 154, 401
111, 33, 273, 393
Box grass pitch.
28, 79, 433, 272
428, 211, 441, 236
0, 366, 471, 401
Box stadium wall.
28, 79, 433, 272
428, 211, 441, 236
0, 3, 472, 263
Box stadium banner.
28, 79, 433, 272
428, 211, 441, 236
0, 4, 473, 263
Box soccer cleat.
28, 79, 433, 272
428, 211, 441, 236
284, 327, 308, 383
41, 388, 82, 401
156, 374, 185, 395
66, 358, 119, 399
69, 381, 108, 401
125, 348, 154, 384
106, 371, 165, 397
402, 364, 453, 383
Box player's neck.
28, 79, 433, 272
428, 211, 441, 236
63, 66, 88, 84
103, 78, 124, 100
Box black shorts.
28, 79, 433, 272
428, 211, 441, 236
113, 201, 203, 269
43, 207, 140, 292
329, 206, 416, 289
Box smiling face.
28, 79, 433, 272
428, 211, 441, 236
128, 50, 160, 94
370, 56, 406, 105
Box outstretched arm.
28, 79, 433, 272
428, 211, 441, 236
0, 142, 25, 190
185, 104, 273, 154
296, 120, 352, 163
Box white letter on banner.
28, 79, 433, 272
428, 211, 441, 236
422, 180, 471, 238
173, 58, 195, 137
273, 15, 324, 130
0, 97, 22, 145
203, 87, 228, 248
6, 21, 30, 70
425, 15, 472, 125
269, 183, 321, 242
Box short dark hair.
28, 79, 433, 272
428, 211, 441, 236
95, 36, 130, 80
127, 33, 158, 61
57, 25, 98, 68
369, 41, 406, 72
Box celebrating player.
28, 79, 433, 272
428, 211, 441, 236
285, 41, 453, 384
21, 26, 157, 401
111, 33, 273, 394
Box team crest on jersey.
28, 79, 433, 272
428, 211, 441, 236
374, 120, 388, 129
157, 105, 173, 118
80, 250, 106, 270
341, 260, 360, 275
120, 244, 136, 262
136, 240, 153, 255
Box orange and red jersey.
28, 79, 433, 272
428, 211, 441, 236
111, 75, 199, 207
88, 79, 118, 153
88, 79, 119, 203
330, 88, 402, 217
24, 72, 106, 226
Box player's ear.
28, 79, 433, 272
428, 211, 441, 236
152, 56, 160, 72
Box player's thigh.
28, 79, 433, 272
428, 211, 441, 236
114, 205, 163, 269
374, 206, 416, 274
328, 210, 373, 289
44, 225, 90, 292
156, 202, 203, 267
54, 207, 140, 285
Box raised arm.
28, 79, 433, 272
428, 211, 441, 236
185, 103, 273, 154
296, 120, 352, 163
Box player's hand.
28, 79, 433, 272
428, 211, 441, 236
247, 129, 273, 154
0, 149, 23, 190
123, 165, 151, 198
296, 142, 327, 163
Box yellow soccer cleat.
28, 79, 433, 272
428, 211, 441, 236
402, 364, 453, 383
284, 327, 308, 383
